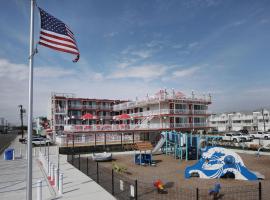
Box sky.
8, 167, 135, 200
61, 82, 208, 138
1, 0, 270, 125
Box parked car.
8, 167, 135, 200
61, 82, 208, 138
222, 132, 245, 142
32, 138, 51, 146
249, 131, 270, 139
23, 136, 51, 146
238, 132, 253, 141
239, 129, 249, 134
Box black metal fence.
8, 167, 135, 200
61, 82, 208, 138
68, 154, 138, 200
67, 154, 268, 200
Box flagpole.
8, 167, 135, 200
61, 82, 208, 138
27, 0, 35, 199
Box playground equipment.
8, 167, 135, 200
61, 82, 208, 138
209, 183, 222, 199
152, 131, 222, 161
153, 179, 167, 194
134, 153, 153, 165
134, 142, 156, 166
154, 131, 199, 160
92, 152, 112, 161
185, 146, 264, 180
257, 143, 270, 157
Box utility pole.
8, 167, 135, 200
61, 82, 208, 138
262, 109, 266, 132
18, 105, 26, 138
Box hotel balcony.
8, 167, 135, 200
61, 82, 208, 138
68, 104, 112, 110
114, 109, 208, 118
54, 108, 67, 114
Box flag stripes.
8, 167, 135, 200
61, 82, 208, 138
38, 7, 80, 62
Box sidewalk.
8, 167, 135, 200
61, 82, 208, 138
0, 136, 115, 200
0, 137, 53, 200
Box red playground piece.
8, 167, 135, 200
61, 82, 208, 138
153, 179, 167, 194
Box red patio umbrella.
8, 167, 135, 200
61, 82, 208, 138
117, 113, 130, 120
81, 113, 97, 125
81, 113, 95, 120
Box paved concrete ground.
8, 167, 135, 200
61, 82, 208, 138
0, 136, 115, 200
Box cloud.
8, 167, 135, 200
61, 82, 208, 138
36, 67, 76, 78
0, 58, 28, 81
172, 66, 200, 77
188, 42, 199, 49
131, 49, 153, 59
104, 31, 119, 38
0, 58, 77, 81
232, 20, 246, 27
109, 64, 167, 79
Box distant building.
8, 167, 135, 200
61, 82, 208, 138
209, 109, 270, 132
0, 117, 5, 133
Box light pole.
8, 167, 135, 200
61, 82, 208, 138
262, 109, 266, 132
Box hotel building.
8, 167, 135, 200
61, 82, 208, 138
50, 90, 211, 144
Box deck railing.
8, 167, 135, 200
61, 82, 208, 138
64, 122, 208, 132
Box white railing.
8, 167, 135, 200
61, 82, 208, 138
114, 109, 208, 119
174, 109, 189, 114
55, 120, 65, 125
64, 122, 208, 132
68, 104, 83, 109
174, 123, 191, 128
193, 123, 207, 127
69, 104, 112, 110
55, 109, 66, 113
193, 110, 207, 115
113, 93, 211, 111
55, 133, 141, 146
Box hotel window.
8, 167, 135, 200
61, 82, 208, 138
175, 104, 186, 109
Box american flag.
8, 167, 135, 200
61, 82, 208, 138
38, 7, 80, 62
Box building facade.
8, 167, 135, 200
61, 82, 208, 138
51, 90, 211, 135
209, 109, 270, 132
50, 92, 124, 134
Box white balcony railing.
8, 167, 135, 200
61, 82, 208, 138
64, 122, 208, 132
193, 110, 207, 115
114, 109, 208, 119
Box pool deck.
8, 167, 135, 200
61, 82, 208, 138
0, 136, 115, 200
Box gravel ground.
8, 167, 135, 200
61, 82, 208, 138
92, 152, 270, 200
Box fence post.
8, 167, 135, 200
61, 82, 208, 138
54, 168, 59, 189
96, 162, 99, 183
59, 173, 63, 195
135, 180, 138, 200
72, 153, 74, 165
37, 180, 42, 200
87, 157, 89, 175
79, 154, 81, 170
112, 169, 115, 195
259, 182, 262, 200
196, 187, 199, 200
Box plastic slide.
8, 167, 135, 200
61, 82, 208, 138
185, 146, 263, 180
152, 134, 166, 154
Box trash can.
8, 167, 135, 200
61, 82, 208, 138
4, 148, 14, 160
